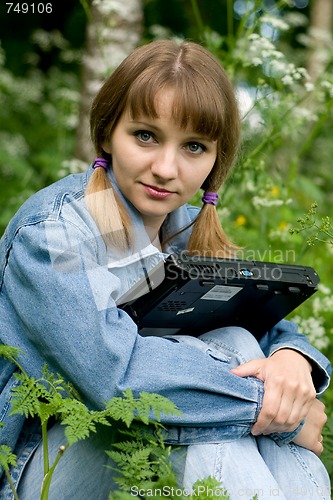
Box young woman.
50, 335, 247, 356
0, 40, 331, 499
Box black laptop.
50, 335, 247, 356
120, 253, 319, 339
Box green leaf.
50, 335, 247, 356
105, 389, 181, 427
0, 445, 17, 472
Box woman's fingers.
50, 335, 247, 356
292, 399, 327, 455
231, 350, 316, 436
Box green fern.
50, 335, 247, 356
0, 445, 19, 499
0, 445, 17, 473
0, 345, 258, 500
105, 388, 181, 427
0, 345, 25, 372
11, 372, 64, 423
0, 345, 22, 360
5, 358, 185, 498
191, 477, 231, 499
59, 401, 111, 446
106, 421, 178, 493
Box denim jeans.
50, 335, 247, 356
1, 327, 331, 500
169, 328, 331, 499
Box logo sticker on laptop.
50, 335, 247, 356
200, 285, 242, 301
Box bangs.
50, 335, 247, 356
126, 68, 226, 141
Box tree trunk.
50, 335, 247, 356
307, 0, 333, 82
75, 0, 144, 163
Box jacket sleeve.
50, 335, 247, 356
1, 218, 266, 435
259, 319, 331, 396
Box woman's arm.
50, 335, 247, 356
1, 219, 266, 435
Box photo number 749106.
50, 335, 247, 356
5, 3, 53, 14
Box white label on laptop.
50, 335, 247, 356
200, 285, 242, 301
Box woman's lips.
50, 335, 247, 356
142, 183, 175, 199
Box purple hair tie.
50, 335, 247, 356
202, 191, 219, 206
93, 157, 109, 170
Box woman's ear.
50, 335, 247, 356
101, 142, 111, 154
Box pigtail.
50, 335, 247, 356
85, 167, 132, 251
187, 202, 238, 258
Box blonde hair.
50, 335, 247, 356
87, 39, 240, 256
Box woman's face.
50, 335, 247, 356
102, 89, 217, 233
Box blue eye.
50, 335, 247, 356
135, 131, 154, 143
186, 143, 206, 154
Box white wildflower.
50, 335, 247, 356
292, 71, 302, 81
92, 0, 138, 18
149, 25, 172, 40
31, 29, 68, 51
248, 35, 275, 52
318, 284, 332, 295
261, 50, 274, 59
321, 80, 333, 98
297, 33, 312, 48
312, 295, 333, 316
292, 315, 329, 350
41, 103, 58, 125
308, 27, 333, 44
217, 207, 231, 220
236, 86, 254, 117
245, 180, 257, 192
260, 38, 276, 51
292, 107, 318, 124
286, 62, 296, 73
260, 15, 289, 32
0, 132, 29, 157
283, 12, 308, 28
54, 88, 79, 103
59, 49, 81, 64
281, 74, 294, 86
252, 57, 263, 66
305, 82, 315, 92
269, 225, 294, 243
31, 29, 52, 51
64, 114, 79, 130
60, 159, 87, 176
92, 0, 116, 15
252, 196, 284, 209
270, 59, 288, 74
296, 67, 308, 78
248, 34, 260, 41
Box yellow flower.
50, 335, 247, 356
278, 221, 287, 231
235, 215, 247, 226
270, 186, 279, 197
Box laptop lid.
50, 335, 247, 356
120, 253, 319, 339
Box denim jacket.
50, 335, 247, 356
0, 166, 331, 475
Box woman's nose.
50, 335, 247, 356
150, 147, 178, 180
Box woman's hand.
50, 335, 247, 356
230, 348, 316, 436
292, 399, 327, 455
